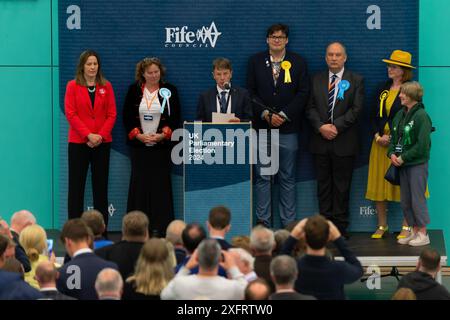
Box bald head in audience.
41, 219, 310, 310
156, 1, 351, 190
245, 278, 271, 300
35, 260, 58, 289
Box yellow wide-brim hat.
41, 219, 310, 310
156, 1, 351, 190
382, 50, 416, 69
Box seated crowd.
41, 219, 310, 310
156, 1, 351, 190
0, 207, 448, 300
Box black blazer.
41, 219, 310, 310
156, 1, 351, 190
370, 79, 403, 137
95, 240, 144, 280
196, 85, 252, 122
11, 230, 31, 273
247, 50, 309, 133
306, 69, 364, 156
123, 81, 181, 148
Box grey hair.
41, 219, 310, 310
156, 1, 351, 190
270, 255, 298, 286
250, 226, 275, 254
229, 247, 255, 269
11, 210, 36, 227
95, 268, 123, 296
197, 239, 221, 271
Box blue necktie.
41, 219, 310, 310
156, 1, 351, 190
220, 91, 227, 113
328, 74, 337, 123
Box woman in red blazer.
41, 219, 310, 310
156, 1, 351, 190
64, 50, 117, 228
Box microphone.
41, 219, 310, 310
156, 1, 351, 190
251, 98, 291, 122
224, 82, 231, 90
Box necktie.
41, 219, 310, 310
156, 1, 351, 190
220, 91, 227, 113
328, 74, 337, 123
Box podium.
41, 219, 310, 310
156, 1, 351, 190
183, 122, 252, 240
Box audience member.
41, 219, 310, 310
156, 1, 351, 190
123, 238, 174, 300
391, 287, 416, 300
19, 224, 54, 288
9, 210, 36, 272
175, 223, 207, 273
250, 226, 275, 289
207, 206, 233, 250
1, 258, 24, 279
35, 260, 75, 300
283, 215, 363, 299
57, 219, 118, 300
229, 247, 257, 282
0, 234, 42, 300
95, 211, 149, 279
273, 229, 291, 256
244, 278, 271, 300
166, 220, 187, 265
161, 239, 247, 300
95, 268, 123, 300
81, 209, 113, 249
231, 235, 251, 253
269, 255, 315, 300
398, 248, 450, 300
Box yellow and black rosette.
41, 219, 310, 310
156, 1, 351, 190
379, 90, 389, 117
281, 61, 292, 83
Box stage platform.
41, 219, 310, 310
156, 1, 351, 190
330, 230, 447, 267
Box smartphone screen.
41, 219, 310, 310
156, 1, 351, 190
47, 239, 54, 257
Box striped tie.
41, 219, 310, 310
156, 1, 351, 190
328, 74, 337, 123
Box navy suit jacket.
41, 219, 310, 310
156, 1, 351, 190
196, 85, 252, 122
0, 270, 43, 300
306, 69, 364, 156
247, 50, 309, 133
11, 230, 31, 272
57, 252, 118, 300
40, 289, 77, 300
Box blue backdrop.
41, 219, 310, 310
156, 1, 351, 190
59, 0, 418, 231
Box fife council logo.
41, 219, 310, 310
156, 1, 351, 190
165, 21, 222, 48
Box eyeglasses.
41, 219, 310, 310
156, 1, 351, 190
268, 35, 287, 40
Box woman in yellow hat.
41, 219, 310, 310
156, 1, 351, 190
366, 50, 417, 239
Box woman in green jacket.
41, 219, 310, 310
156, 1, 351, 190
388, 81, 432, 246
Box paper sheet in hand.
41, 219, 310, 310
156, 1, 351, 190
139, 110, 161, 146
212, 112, 235, 123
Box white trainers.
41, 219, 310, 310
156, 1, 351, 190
397, 231, 416, 245
409, 232, 430, 247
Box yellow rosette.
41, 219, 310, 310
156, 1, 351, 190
281, 61, 292, 83
379, 90, 389, 117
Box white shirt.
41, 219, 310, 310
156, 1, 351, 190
216, 85, 231, 113
72, 248, 92, 258
140, 88, 161, 113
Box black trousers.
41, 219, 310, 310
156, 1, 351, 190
127, 146, 174, 237
314, 150, 355, 234
68, 142, 111, 227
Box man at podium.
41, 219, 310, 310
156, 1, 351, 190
196, 58, 252, 123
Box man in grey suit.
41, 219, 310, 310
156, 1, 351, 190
306, 42, 364, 237
196, 57, 252, 122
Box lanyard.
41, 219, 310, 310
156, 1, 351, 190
143, 88, 159, 111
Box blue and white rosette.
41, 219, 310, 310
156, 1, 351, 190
337, 80, 350, 100
159, 88, 172, 115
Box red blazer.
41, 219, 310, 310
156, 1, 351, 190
64, 80, 117, 143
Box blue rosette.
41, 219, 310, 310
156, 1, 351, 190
337, 80, 350, 100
